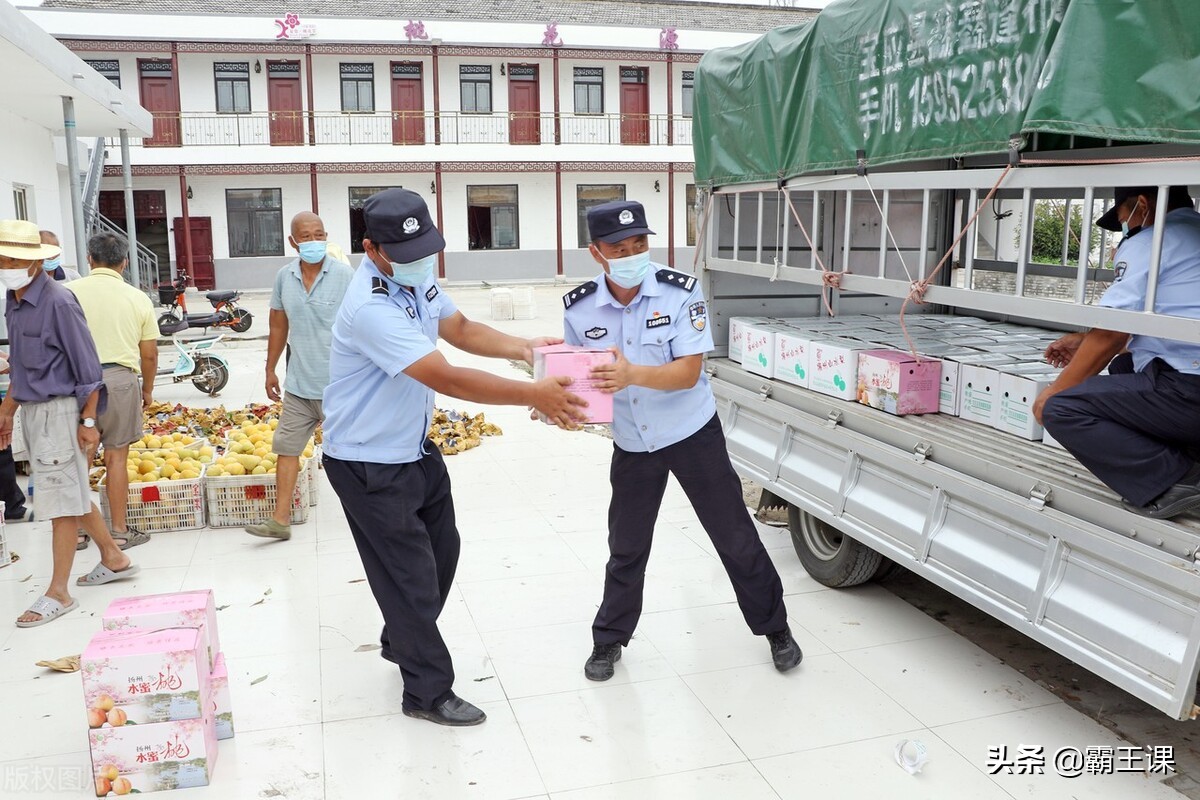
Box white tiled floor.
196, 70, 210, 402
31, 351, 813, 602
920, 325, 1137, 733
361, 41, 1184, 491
0, 287, 1186, 798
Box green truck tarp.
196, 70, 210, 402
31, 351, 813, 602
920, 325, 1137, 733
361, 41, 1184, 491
692, 0, 1200, 187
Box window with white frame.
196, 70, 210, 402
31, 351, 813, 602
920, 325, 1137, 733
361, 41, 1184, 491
467, 185, 518, 250
84, 59, 121, 88
681, 71, 695, 118
12, 186, 31, 221
460, 65, 493, 114
574, 67, 604, 115
227, 189, 284, 257
340, 63, 375, 113
214, 62, 251, 114
577, 184, 626, 247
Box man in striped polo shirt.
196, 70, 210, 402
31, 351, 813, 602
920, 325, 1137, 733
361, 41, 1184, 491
246, 212, 353, 541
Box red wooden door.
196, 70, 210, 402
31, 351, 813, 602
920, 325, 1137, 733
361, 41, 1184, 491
267, 62, 305, 146
620, 68, 649, 145
172, 217, 215, 290
390, 63, 425, 145
138, 60, 180, 147
508, 65, 540, 145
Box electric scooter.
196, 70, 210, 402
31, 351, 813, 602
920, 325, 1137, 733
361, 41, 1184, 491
156, 334, 230, 396
157, 270, 253, 337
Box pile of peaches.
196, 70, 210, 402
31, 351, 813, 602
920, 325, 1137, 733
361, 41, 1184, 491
86, 694, 127, 728
94, 764, 132, 796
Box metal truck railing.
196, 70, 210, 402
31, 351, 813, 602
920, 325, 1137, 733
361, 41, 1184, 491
702, 158, 1200, 344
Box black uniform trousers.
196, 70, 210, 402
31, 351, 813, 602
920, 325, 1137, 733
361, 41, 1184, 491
0, 446, 26, 519
593, 413, 788, 645
1043, 356, 1200, 506
323, 446, 460, 712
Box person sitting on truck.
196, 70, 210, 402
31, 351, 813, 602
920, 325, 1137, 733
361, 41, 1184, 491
564, 199, 804, 682
1034, 185, 1200, 519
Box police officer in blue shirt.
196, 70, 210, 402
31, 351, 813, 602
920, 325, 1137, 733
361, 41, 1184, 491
1037, 185, 1200, 518
564, 200, 803, 681
322, 189, 586, 726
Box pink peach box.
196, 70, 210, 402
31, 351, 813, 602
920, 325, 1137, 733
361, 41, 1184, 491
210, 652, 234, 741
533, 344, 615, 424
856, 350, 942, 415
82, 627, 211, 728
103, 589, 220, 671
89, 713, 218, 795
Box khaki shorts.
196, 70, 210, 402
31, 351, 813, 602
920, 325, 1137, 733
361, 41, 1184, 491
23, 396, 92, 520
273, 392, 323, 457
98, 366, 144, 448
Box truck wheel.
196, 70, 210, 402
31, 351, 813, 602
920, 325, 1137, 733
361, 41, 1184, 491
788, 505, 883, 588
872, 558, 905, 582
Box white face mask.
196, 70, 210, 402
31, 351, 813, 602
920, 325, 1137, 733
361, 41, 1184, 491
0, 269, 35, 292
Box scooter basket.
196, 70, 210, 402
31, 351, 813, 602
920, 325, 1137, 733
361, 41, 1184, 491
157, 285, 179, 306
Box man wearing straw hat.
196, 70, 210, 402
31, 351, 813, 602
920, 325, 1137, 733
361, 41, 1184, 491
0, 220, 139, 628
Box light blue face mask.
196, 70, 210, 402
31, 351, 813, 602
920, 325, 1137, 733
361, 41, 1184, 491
604, 251, 652, 289
384, 253, 438, 288
297, 240, 327, 264
42, 257, 61, 272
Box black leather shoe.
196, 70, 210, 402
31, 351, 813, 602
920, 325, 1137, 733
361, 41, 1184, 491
402, 695, 486, 726
767, 628, 803, 672
1122, 483, 1200, 520
584, 643, 622, 681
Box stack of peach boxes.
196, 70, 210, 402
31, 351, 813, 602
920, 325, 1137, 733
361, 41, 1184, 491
81, 590, 234, 796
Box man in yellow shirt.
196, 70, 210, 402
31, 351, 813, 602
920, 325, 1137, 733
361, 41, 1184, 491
67, 232, 158, 550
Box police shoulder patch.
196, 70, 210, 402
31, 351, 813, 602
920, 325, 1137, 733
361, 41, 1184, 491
563, 280, 598, 309
425, 285, 439, 302
655, 268, 696, 292
370, 277, 389, 296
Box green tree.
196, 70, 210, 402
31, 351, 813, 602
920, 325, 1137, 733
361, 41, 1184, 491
1021, 200, 1085, 264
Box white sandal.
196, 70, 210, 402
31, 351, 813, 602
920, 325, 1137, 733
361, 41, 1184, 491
16, 595, 78, 628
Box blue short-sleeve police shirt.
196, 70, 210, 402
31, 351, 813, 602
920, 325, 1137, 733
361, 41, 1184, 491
322, 257, 458, 464
563, 266, 716, 453
1099, 208, 1200, 374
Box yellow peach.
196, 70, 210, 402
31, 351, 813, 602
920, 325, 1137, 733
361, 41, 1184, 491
99, 764, 119, 781
96, 694, 115, 712
112, 777, 132, 795
106, 708, 127, 727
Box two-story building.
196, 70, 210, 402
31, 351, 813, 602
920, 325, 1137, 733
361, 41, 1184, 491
21, 0, 812, 288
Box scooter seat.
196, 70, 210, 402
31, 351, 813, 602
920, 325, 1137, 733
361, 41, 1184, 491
205, 290, 239, 303
185, 313, 223, 328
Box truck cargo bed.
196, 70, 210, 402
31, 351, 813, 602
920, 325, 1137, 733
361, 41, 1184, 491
710, 358, 1200, 719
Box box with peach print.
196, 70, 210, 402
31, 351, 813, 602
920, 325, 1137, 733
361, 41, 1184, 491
82, 627, 211, 728
210, 652, 234, 740
856, 350, 942, 416
90, 714, 218, 795
533, 344, 615, 424
103, 589, 220, 671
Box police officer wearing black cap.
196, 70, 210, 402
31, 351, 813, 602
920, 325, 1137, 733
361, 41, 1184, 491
563, 199, 803, 681
321, 188, 587, 726
1036, 185, 1200, 518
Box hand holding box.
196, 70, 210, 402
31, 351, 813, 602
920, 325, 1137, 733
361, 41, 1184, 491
533, 345, 615, 424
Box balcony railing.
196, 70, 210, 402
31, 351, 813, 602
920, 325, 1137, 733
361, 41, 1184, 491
112, 111, 694, 148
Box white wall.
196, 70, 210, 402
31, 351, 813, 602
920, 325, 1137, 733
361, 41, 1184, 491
0, 110, 72, 264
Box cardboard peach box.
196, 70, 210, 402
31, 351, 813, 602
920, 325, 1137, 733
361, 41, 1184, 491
856, 350, 942, 415
211, 652, 234, 741
809, 338, 867, 400
103, 590, 220, 671
89, 714, 218, 795
82, 627, 210, 729
533, 345, 615, 424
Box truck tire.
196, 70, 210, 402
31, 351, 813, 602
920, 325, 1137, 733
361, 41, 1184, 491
788, 505, 883, 588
